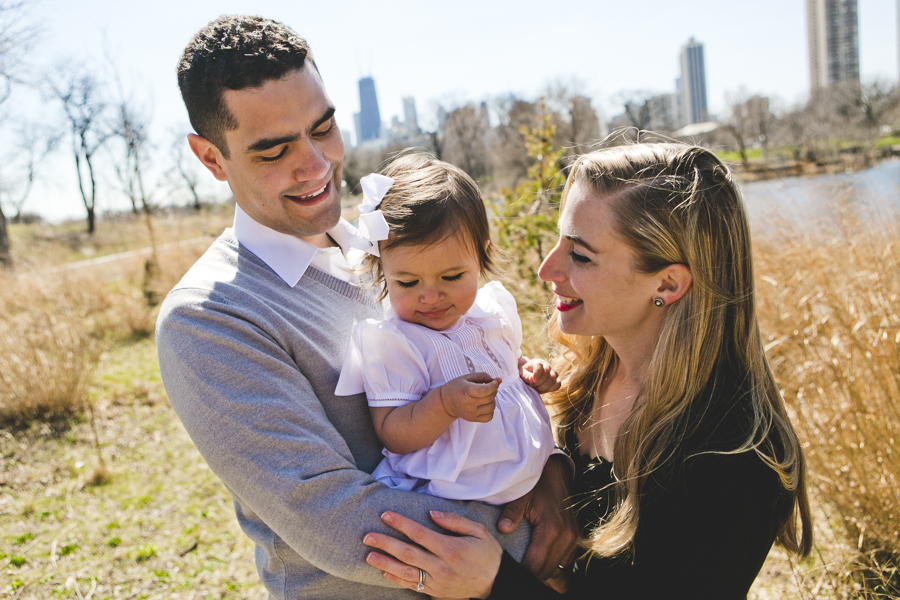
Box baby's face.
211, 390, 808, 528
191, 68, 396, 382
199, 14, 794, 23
380, 232, 481, 331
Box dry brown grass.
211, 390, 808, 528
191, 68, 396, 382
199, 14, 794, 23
0, 274, 103, 429
7, 205, 233, 273
752, 185, 900, 597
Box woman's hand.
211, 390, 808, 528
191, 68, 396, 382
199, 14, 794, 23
364, 510, 503, 599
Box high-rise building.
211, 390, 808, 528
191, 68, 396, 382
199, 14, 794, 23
402, 97, 419, 135
355, 76, 382, 144
806, 0, 859, 91
679, 38, 708, 126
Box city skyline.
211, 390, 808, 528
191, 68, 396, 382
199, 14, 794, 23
807, 0, 861, 89
2, 0, 897, 221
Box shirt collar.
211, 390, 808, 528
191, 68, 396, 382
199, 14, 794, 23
232, 203, 359, 287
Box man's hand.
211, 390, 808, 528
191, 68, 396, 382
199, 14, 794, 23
440, 373, 501, 423
518, 357, 561, 394
497, 454, 579, 581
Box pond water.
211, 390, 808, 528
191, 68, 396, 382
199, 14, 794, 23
739, 158, 900, 234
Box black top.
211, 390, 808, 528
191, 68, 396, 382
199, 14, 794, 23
489, 366, 794, 600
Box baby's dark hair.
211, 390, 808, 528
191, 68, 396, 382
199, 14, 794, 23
363, 152, 501, 298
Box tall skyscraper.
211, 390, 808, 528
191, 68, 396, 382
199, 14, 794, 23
806, 0, 860, 91
402, 97, 419, 135
356, 76, 382, 144
679, 38, 708, 126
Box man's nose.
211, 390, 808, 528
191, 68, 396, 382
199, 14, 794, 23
292, 140, 330, 182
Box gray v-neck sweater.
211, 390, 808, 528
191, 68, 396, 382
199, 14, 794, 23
157, 231, 530, 599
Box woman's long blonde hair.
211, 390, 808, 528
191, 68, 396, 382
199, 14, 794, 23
547, 143, 812, 559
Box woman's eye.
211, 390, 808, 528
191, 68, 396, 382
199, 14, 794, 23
442, 273, 464, 282
569, 250, 591, 264
260, 147, 287, 162
396, 280, 418, 289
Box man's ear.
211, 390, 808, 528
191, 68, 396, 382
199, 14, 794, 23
655, 264, 692, 306
187, 133, 229, 182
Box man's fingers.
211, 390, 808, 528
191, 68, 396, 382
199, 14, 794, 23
522, 517, 580, 580
428, 510, 491, 539
497, 491, 529, 534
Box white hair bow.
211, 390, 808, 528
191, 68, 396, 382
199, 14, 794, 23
349, 173, 393, 257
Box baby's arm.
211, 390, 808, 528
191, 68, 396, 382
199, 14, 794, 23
370, 373, 501, 455
518, 356, 562, 394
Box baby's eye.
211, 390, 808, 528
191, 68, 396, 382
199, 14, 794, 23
569, 250, 591, 264
396, 280, 418, 289
442, 273, 464, 282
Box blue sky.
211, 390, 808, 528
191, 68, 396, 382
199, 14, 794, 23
4, 0, 898, 221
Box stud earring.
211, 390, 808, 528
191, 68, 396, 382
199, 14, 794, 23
653, 297, 665, 307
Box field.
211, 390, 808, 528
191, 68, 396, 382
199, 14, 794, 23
1, 184, 898, 598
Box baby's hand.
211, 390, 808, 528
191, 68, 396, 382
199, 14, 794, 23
440, 373, 500, 423
519, 357, 561, 394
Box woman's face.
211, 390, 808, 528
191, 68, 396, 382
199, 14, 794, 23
538, 181, 662, 343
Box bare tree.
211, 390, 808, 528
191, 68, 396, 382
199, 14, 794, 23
1, 123, 58, 221
441, 102, 491, 180
0, 0, 31, 106
0, 0, 35, 268
491, 97, 539, 189
168, 131, 203, 210
543, 79, 603, 156
47, 66, 109, 235
612, 90, 655, 131
109, 97, 153, 216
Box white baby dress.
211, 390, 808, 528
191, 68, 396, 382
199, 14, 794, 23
335, 281, 554, 505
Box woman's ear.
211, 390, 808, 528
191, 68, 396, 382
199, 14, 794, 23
655, 264, 692, 306
187, 133, 229, 182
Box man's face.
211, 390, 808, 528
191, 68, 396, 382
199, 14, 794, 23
192, 67, 344, 246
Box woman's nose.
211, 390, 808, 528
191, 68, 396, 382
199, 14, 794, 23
538, 243, 564, 283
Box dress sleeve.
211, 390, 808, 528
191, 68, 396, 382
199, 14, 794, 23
346, 320, 431, 407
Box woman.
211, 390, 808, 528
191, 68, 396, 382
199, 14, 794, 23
362, 143, 813, 599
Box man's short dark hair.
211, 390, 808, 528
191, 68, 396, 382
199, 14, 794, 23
177, 15, 317, 158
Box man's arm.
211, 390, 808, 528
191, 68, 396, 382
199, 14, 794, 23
156, 288, 532, 588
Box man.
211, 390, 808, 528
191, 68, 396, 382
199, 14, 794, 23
157, 15, 576, 599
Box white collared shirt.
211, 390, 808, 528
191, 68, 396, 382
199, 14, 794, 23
232, 204, 365, 287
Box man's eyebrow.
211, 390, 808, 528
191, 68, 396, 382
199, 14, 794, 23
244, 107, 336, 154
565, 234, 598, 254
310, 106, 336, 132
246, 133, 300, 154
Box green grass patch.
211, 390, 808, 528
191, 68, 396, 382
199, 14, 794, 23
135, 544, 157, 562
875, 135, 900, 148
